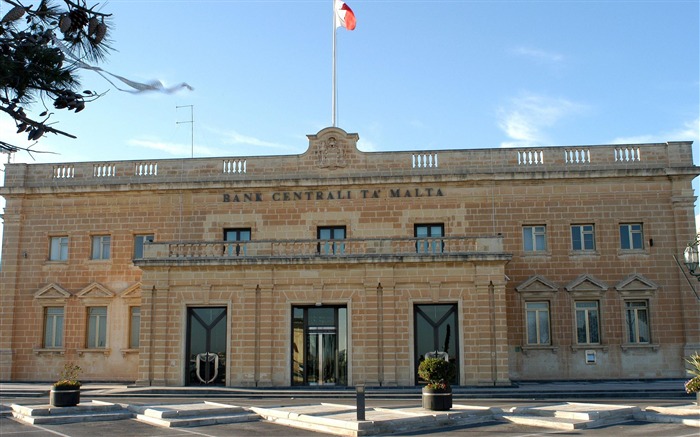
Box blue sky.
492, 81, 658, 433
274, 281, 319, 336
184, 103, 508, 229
1, 0, 699, 259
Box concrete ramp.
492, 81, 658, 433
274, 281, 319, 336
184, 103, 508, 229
636, 404, 700, 427
252, 403, 495, 436
497, 402, 640, 430
129, 401, 258, 427
11, 400, 131, 425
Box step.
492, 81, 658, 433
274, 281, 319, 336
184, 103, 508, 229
508, 402, 639, 421
636, 405, 700, 428
129, 401, 258, 428
135, 412, 259, 428
129, 401, 246, 419
499, 414, 589, 430
11, 401, 132, 425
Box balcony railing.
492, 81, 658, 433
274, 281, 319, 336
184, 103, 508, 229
137, 236, 506, 264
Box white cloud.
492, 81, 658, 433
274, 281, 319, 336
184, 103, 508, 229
497, 93, 584, 147
212, 128, 296, 154
610, 118, 700, 147
128, 138, 221, 158
513, 46, 564, 63
696, 213, 700, 235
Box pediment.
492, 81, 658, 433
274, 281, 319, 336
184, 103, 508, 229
77, 282, 115, 298
34, 283, 71, 299
515, 275, 559, 294
119, 282, 142, 299
306, 127, 359, 170
615, 274, 658, 293
565, 274, 609, 293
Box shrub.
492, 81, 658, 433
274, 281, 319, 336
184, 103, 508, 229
418, 357, 456, 390
53, 362, 82, 389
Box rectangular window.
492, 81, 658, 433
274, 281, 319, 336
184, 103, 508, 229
133, 234, 154, 259
49, 236, 69, 261
571, 225, 596, 251
43, 307, 64, 348
91, 235, 111, 260
87, 306, 107, 348
620, 223, 644, 250
318, 226, 346, 255
224, 228, 251, 256
129, 307, 140, 349
625, 300, 650, 343
523, 225, 547, 252
415, 224, 444, 254
575, 301, 600, 344
525, 302, 551, 345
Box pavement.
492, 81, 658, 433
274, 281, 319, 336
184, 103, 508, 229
1, 380, 699, 436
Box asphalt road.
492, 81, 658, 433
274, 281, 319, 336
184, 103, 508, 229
1, 395, 697, 436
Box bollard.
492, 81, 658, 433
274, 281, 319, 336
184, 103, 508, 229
356, 384, 365, 421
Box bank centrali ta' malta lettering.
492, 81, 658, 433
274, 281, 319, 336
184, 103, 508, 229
223, 188, 445, 203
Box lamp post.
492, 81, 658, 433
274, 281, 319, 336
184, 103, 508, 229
684, 234, 700, 280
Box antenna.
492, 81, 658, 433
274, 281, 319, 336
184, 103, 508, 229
176, 105, 194, 158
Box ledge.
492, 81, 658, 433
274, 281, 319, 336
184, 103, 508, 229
77, 348, 111, 357
620, 343, 660, 352
33, 348, 65, 355
520, 345, 558, 355
120, 348, 139, 357
570, 344, 609, 352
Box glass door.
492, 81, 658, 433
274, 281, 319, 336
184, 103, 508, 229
292, 306, 347, 386
414, 304, 458, 385
186, 307, 227, 386
306, 331, 338, 385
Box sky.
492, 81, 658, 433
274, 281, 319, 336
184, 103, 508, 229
0, 0, 699, 261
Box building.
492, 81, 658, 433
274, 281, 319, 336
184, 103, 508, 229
1, 127, 698, 387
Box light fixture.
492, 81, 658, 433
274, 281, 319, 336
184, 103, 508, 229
683, 234, 700, 280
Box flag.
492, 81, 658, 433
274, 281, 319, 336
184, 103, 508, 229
334, 0, 356, 31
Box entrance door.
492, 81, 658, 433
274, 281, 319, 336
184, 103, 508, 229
414, 304, 458, 385
306, 331, 337, 385
186, 307, 226, 386
292, 306, 347, 386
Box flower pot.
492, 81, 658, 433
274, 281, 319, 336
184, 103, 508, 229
422, 386, 452, 411
50, 386, 80, 407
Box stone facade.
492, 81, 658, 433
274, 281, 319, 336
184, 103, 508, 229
0, 127, 698, 386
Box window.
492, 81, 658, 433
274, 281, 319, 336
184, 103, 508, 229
523, 225, 547, 252
129, 307, 140, 349
620, 223, 644, 250
571, 225, 596, 251
43, 307, 64, 348
575, 301, 600, 344
49, 236, 69, 261
625, 300, 650, 343
91, 235, 111, 260
318, 226, 345, 255
224, 228, 251, 256
415, 224, 444, 254
87, 306, 107, 348
525, 302, 550, 345
133, 234, 154, 259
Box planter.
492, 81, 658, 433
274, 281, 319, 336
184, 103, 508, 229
422, 386, 452, 411
50, 386, 80, 407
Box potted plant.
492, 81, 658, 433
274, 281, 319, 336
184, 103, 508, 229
684, 352, 700, 406
50, 363, 82, 407
418, 356, 456, 411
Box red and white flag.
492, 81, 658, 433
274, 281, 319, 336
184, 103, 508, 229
334, 0, 356, 31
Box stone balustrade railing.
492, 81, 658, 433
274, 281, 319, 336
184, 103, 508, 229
137, 236, 505, 263
2, 141, 693, 189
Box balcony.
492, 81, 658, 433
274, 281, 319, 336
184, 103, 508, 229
136, 236, 509, 267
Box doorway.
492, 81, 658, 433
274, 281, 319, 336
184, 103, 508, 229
292, 306, 347, 386
414, 304, 459, 385
185, 307, 227, 386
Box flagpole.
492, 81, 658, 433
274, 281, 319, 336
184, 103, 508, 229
332, 0, 337, 127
